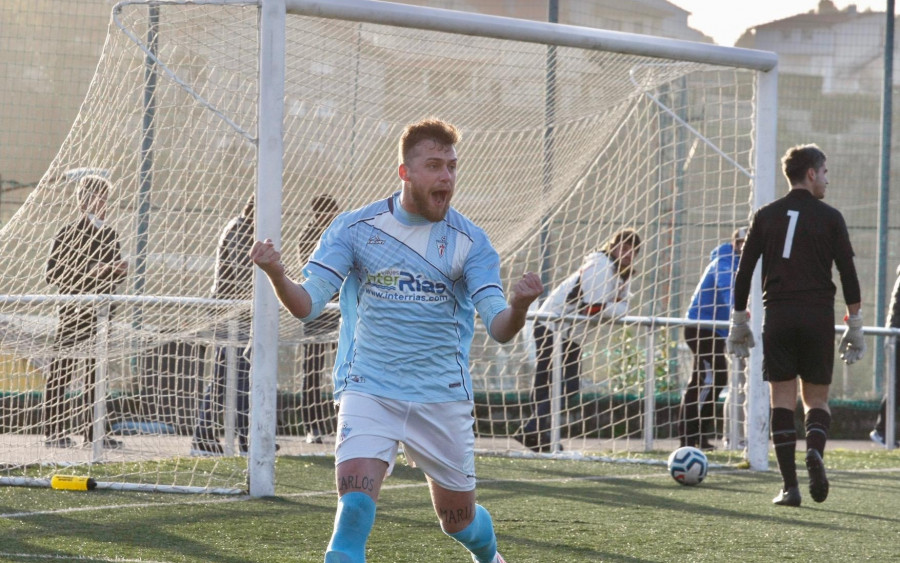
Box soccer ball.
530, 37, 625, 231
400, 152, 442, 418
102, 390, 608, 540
667, 446, 708, 486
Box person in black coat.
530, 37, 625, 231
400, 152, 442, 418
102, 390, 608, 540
44, 174, 128, 448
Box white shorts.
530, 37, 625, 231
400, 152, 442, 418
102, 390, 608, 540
334, 391, 477, 492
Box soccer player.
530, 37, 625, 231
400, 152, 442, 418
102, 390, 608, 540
44, 174, 128, 449
677, 227, 745, 451
516, 228, 640, 453
251, 117, 542, 563
727, 144, 864, 507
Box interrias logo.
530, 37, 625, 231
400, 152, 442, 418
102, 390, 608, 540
365, 269, 447, 295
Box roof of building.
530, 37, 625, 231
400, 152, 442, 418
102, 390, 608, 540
752, 5, 882, 33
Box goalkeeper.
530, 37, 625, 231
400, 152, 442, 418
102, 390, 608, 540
728, 144, 863, 508
251, 117, 542, 563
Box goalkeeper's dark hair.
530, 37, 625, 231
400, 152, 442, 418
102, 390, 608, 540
398, 117, 460, 164
782, 144, 826, 186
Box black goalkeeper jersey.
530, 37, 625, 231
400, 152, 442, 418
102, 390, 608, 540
734, 189, 861, 310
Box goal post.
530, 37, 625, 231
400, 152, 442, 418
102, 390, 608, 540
280, 0, 777, 471
251, 0, 286, 499
0, 0, 777, 497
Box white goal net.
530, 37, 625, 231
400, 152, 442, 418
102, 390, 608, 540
0, 0, 775, 493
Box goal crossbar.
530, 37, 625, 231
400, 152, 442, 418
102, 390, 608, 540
285, 0, 778, 72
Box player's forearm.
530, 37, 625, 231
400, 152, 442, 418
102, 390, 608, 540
846, 302, 861, 317
266, 272, 312, 318
489, 305, 528, 344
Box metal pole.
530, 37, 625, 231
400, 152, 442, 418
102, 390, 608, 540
93, 303, 111, 461
669, 79, 688, 378
875, 0, 895, 394
285, 0, 777, 71
886, 335, 897, 449
224, 319, 238, 456
538, 0, 558, 295
249, 0, 286, 497
745, 64, 779, 472
550, 323, 563, 452
134, 4, 158, 321
643, 329, 656, 451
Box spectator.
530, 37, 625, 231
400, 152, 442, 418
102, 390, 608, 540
516, 228, 641, 453
190, 195, 254, 456
678, 227, 745, 451
44, 174, 128, 449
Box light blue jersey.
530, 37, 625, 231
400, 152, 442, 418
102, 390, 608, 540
302, 192, 505, 403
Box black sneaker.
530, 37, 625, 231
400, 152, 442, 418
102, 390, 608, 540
805, 448, 829, 503
44, 436, 75, 448
537, 432, 560, 453
513, 428, 543, 453
190, 439, 224, 457
84, 436, 123, 450
102, 437, 122, 449
698, 439, 716, 451
772, 486, 801, 507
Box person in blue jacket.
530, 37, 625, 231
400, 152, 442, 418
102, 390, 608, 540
677, 227, 745, 450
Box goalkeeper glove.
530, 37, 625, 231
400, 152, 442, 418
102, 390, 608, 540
726, 310, 754, 358
839, 313, 866, 365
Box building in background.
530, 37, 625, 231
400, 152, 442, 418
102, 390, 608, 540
0, 0, 111, 224
411, 0, 711, 42
737, 1, 886, 94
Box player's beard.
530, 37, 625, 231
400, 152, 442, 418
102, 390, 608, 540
409, 185, 452, 222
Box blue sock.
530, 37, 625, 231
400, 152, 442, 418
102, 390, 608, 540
447, 504, 497, 563
325, 492, 376, 563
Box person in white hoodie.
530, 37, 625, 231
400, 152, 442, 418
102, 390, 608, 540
516, 228, 641, 453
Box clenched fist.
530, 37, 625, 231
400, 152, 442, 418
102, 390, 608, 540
249, 238, 285, 278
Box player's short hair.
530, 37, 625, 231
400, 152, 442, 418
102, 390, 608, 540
76, 175, 111, 209
782, 144, 826, 186
398, 117, 460, 164
602, 228, 642, 254
311, 194, 339, 214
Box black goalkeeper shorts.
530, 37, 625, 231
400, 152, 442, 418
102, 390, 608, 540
762, 304, 835, 385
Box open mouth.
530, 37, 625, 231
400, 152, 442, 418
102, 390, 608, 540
432, 190, 450, 206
